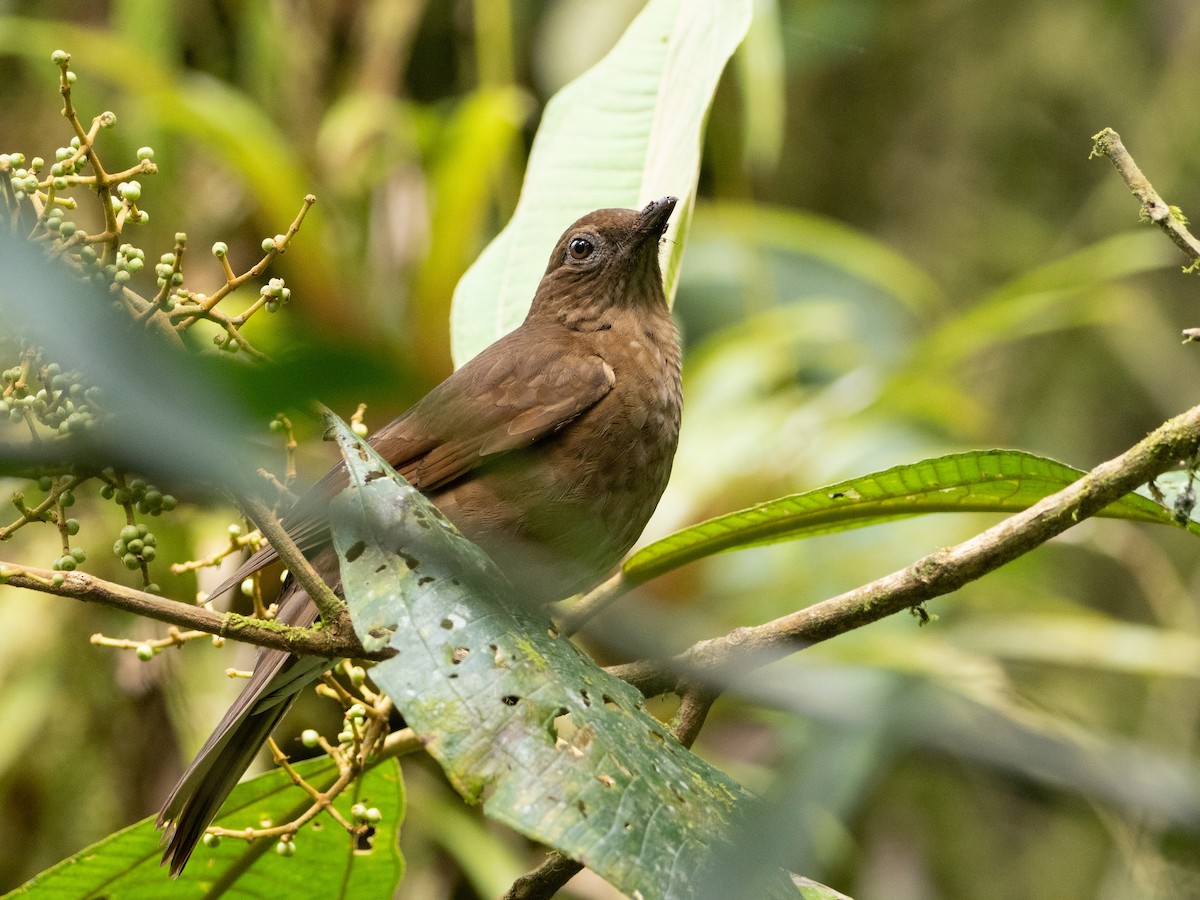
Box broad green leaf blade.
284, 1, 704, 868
625, 449, 1196, 584
325, 417, 796, 900
5, 757, 404, 899
449, 0, 752, 365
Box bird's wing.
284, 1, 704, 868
205, 334, 614, 601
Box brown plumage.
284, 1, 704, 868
157, 197, 683, 874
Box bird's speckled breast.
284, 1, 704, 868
431, 308, 681, 603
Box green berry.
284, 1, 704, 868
275, 840, 295, 858
50, 50, 70, 66
136, 644, 154, 661
70, 547, 86, 562
211, 241, 228, 257
364, 807, 382, 824
122, 553, 140, 570
119, 524, 139, 542
65, 518, 80, 535
261, 237, 275, 252
136, 147, 154, 161
350, 802, 367, 821
300, 729, 320, 748
202, 833, 220, 849
140, 546, 156, 562
57, 555, 76, 571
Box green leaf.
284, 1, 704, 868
4, 757, 404, 899
449, 0, 753, 365
325, 416, 796, 900
625, 449, 1195, 584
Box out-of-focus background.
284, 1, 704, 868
3, 2, 1200, 897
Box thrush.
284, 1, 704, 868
157, 197, 683, 874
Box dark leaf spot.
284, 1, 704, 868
354, 826, 376, 851
501, 695, 520, 706
345, 541, 366, 563
440, 618, 454, 630
417, 576, 434, 586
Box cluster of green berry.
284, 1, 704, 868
99, 477, 177, 516
1, 153, 42, 199
0, 358, 103, 436
51, 545, 87, 572
112, 522, 158, 571
261, 276, 292, 313
48, 137, 91, 188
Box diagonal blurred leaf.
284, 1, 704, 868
325, 416, 795, 900
449, 0, 752, 364
4, 756, 404, 899
949, 615, 1200, 678
625, 449, 1197, 584
0, 230, 269, 490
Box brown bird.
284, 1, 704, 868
157, 197, 682, 874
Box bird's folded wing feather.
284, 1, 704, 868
205, 335, 614, 601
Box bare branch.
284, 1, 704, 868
1091, 127, 1200, 266
0, 561, 386, 660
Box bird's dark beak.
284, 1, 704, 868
636, 196, 677, 239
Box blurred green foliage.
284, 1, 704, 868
3, 1, 1200, 898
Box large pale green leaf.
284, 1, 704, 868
4, 757, 405, 899
325, 417, 796, 900
449, 0, 752, 364
625, 449, 1196, 584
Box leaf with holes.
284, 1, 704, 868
325, 416, 795, 900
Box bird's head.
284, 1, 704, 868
529, 197, 677, 325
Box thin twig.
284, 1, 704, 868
238, 489, 347, 627
1091, 127, 1200, 265
0, 561, 385, 659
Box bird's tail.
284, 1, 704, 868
156, 642, 331, 876
156, 691, 294, 876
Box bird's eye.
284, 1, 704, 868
568, 236, 594, 260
